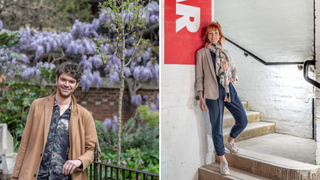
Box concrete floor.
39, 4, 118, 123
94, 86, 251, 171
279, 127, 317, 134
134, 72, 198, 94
236, 133, 317, 165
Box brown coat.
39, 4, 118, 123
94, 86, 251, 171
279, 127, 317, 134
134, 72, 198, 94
12, 92, 101, 180
196, 47, 237, 100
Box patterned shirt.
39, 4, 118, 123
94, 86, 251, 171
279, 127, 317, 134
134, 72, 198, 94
38, 99, 72, 180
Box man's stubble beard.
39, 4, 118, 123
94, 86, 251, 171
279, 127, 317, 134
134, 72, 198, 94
57, 86, 74, 99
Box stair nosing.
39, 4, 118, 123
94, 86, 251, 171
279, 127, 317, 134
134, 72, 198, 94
226, 148, 320, 170
200, 163, 272, 180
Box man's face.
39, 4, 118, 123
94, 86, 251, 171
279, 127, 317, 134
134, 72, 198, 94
56, 72, 79, 98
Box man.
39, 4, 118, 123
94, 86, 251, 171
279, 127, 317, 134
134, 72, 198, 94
12, 62, 101, 180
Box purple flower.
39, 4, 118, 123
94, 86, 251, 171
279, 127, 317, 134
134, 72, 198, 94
131, 94, 142, 106
112, 116, 118, 124
92, 19, 99, 30
133, 66, 141, 80
124, 48, 134, 57
140, 67, 153, 81
111, 124, 117, 132
93, 55, 103, 68
46, 42, 51, 53
146, 61, 153, 68
124, 67, 131, 77
21, 54, 29, 64
7, 70, 14, 77
150, 103, 157, 111
109, 71, 119, 83
77, 44, 85, 55
66, 42, 76, 54
35, 46, 44, 61
82, 60, 93, 70
143, 95, 148, 101
22, 67, 34, 79
36, 69, 41, 76
122, 161, 127, 166
102, 118, 112, 130
49, 63, 56, 70
153, 64, 159, 82
92, 71, 103, 89
139, 159, 144, 164
11, 58, 17, 65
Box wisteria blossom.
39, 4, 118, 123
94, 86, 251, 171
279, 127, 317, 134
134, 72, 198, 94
0, 1, 159, 117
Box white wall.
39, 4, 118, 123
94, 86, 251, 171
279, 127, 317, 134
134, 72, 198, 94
215, 0, 314, 63
161, 1, 214, 180
314, 0, 320, 165
215, 0, 314, 138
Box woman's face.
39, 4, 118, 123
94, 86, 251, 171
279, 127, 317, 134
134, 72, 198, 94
207, 28, 220, 44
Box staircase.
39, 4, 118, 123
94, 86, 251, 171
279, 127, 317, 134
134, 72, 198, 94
198, 101, 320, 180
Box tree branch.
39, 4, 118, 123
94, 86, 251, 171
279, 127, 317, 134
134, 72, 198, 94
125, 36, 142, 67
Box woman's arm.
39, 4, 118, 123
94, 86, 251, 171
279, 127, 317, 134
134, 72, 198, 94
196, 49, 207, 111
198, 90, 207, 111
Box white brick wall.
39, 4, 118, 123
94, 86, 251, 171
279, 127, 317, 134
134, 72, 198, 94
225, 42, 314, 138
161, 1, 215, 179
314, 0, 320, 165
215, 0, 314, 138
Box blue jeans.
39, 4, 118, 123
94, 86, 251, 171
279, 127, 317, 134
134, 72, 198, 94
206, 82, 248, 156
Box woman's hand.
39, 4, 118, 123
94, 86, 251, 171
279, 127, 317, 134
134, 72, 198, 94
230, 77, 236, 85
200, 99, 207, 112
198, 90, 207, 111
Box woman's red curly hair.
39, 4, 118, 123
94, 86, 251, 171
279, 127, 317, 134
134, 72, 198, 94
202, 22, 225, 46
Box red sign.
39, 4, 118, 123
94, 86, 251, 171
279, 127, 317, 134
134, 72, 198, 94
165, 0, 212, 65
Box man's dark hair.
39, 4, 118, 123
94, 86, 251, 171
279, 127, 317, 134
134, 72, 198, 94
55, 62, 82, 83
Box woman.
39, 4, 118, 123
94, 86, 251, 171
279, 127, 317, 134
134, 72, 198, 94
196, 22, 248, 175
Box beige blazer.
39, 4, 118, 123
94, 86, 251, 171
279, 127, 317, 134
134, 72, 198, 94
196, 47, 237, 100
13, 92, 101, 180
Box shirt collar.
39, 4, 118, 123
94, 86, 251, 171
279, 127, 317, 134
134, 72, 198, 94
54, 99, 72, 111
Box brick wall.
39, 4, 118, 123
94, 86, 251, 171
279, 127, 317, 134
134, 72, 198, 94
73, 88, 159, 121
314, 0, 320, 165
161, 1, 215, 179
215, 0, 314, 138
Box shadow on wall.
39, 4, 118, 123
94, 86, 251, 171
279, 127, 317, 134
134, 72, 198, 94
186, 71, 214, 180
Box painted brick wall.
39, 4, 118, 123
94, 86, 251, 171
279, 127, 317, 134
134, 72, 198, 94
314, 0, 320, 165
161, 1, 214, 179
226, 43, 314, 138
215, 0, 314, 138
73, 88, 159, 121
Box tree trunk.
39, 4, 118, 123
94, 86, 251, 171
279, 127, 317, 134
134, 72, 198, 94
117, 0, 125, 166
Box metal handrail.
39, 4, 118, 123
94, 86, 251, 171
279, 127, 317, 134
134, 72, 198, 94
304, 60, 320, 88
225, 37, 305, 65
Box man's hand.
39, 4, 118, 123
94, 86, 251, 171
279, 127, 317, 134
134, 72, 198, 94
63, 159, 82, 175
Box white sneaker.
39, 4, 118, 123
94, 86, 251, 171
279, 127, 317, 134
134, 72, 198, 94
220, 161, 230, 175
225, 140, 239, 155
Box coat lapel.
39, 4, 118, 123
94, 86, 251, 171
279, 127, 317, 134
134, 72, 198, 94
69, 94, 79, 157
205, 47, 217, 79
43, 93, 55, 149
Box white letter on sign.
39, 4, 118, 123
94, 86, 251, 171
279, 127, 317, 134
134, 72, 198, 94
176, 2, 200, 33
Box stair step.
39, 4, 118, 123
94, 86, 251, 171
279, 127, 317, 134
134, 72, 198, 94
223, 111, 260, 128
236, 133, 316, 165
216, 148, 320, 180
224, 101, 247, 114
199, 163, 271, 180
223, 122, 275, 143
